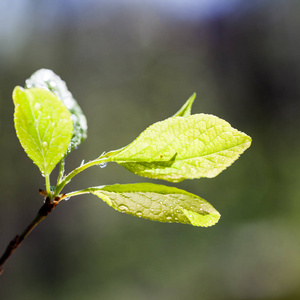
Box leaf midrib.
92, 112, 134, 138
113, 138, 250, 164
27, 91, 49, 174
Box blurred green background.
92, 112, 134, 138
1, 1, 300, 299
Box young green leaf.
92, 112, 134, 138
13, 87, 73, 176
25, 69, 88, 154
172, 93, 196, 117
105, 114, 252, 182
89, 183, 220, 227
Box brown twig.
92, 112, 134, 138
0, 191, 64, 275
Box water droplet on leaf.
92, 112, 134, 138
34, 103, 41, 110
98, 162, 107, 168
49, 81, 56, 88
118, 204, 129, 212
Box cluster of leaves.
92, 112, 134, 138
13, 69, 252, 227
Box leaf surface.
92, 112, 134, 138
106, 114, 252, 182
13, 87, 73, 176
90, 183, 220, 227
25, 69, 87, 153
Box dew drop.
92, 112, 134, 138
49, 81, 56, 88
98, 162, 107, 168
136, 211, 142, 218
80, 159, 85, 167
118, 204, 129, 212
42, 141, 48, 148
64, 196, 70, 201
166, 216, 172, 221
34, 103, 41, 110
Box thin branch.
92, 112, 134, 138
57, 158, 65, 185
0, 191, 63, 275
45, 175, 51, 195
54, 157, 108, 196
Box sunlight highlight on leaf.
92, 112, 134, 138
106, 113, 252, 182
13, 87, 73, 176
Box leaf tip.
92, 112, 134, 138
173, 93, 196, 118
12, 86, 24, 104
186, 92, 196, 109
242, 133, 252, 151
182, 208, 221, 227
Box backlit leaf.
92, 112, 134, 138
13, 87, 73, 176
90, 183, 220, 227
25, 69, 87, 154
106, 114, 252, 182
172, 93, 196, 117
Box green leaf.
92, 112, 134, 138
107, 114, 252, 182
90, 183, 220, 227
13, 87, 73, 176
172, 93, 196, 117
25, 69, 88, 154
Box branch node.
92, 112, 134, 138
39, 189, 48, 197
38, 197, 59, 217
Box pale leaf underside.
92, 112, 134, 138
25, 69, 87, 154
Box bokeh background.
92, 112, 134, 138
1, 0, 300, 299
